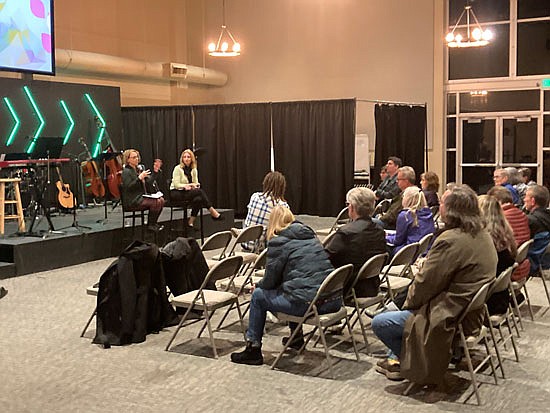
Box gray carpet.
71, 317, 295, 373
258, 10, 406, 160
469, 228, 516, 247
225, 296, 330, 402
1, 215, 550, 412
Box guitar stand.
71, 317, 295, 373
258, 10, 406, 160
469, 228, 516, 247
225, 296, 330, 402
59, 192, 91, 232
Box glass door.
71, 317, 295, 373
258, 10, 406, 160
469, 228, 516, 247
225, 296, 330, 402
459, 116, 539, 193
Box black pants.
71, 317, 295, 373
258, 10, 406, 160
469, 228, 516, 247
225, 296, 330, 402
170, 188, 212, 217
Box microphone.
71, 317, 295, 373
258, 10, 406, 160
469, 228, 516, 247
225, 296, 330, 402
137, 164, 145, 173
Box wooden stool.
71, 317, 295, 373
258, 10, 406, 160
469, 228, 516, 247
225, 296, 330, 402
0, 178, 26, 235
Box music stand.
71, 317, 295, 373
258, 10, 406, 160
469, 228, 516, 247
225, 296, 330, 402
31, 137, 64, 159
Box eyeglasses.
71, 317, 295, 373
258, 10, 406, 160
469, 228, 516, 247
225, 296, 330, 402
345, 202, 350, 206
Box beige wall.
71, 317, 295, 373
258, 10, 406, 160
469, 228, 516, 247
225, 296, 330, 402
8, 0, 446, 180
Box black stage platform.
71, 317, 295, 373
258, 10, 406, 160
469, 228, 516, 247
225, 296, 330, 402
0, 205, 234, 279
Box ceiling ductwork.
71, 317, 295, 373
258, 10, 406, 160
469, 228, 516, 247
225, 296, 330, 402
55, 49, 228, 87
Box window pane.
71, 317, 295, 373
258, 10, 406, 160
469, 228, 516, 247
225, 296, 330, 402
449, 25, 509, 80
517, 21, 550, 76
447, 93, 456, 115
502, 118, 537, 163
546, 91, 550, 111
447, 151, 456, 184
447, 117, 456, 148
545, 151, 550, 189
462, 166, 494, 194
449, 0, 509, 23
463, 119, 495, 163
459, 90, 539, 112
545, 115, 550, 147
518, 0, 550, 19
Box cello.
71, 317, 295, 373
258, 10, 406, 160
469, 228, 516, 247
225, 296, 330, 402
103, 145, 123, 200
79, 137, 106, 199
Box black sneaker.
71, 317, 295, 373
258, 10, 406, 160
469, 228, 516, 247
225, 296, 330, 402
147, 223, 164, 232
0, 287, 7, 300
231, 342, 263, 365
282, 335, 305, 351
375, 358, 403, 381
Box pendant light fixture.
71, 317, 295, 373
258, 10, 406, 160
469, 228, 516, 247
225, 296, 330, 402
446, 1, 493, 48
207, 0, 241, 57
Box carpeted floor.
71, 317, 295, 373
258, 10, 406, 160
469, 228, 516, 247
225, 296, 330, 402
1, 215, 550, 412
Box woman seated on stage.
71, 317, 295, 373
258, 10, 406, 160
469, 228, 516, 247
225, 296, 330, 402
169, 149, 222, 227
230, 206, 339, 365
121, 149, 165, 231
386, 186, 435, 254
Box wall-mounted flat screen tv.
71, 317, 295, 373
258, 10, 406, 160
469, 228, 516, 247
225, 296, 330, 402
0, 0, 55, 75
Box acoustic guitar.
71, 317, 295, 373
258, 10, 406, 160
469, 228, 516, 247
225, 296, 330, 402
56, 166, 75, 209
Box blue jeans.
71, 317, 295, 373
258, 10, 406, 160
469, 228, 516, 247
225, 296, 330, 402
246, 287, 341, 345
372, 310, 412, 359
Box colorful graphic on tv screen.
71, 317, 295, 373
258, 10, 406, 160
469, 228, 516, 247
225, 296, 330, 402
0, 0, 54, 75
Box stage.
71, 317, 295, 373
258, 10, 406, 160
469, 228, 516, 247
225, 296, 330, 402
0, 204, 234, 279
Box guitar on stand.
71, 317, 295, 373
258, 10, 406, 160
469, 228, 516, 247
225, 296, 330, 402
55, 166, 75, 209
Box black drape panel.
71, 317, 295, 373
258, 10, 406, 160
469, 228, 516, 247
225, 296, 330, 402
194, 103, 271, 215
374, 104, 426, 182
121, 106, 193, 170
272, 99, 356, 216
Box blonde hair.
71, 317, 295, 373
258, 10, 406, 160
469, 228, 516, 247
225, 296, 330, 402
478, 195, 517, 256
122, 149, 140, 166
402, 186, 427, 227
266, 205, 294, 240
180, 149, 197, 169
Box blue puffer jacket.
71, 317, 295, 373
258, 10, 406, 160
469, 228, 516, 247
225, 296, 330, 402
256, 221, 334, 303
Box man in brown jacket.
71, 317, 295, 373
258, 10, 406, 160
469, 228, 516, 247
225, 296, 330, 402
372, 185, 497, 383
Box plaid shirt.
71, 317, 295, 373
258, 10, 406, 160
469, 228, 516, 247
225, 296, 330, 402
241, 192, 289, 251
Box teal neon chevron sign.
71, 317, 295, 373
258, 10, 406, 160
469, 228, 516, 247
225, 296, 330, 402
60, 100, 75, 145
3, 97, 20, 146
23, 86, 45, 153
84, 93, 106, 157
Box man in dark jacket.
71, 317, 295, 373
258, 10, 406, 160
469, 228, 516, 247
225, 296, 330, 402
325, 187, 388, 297
524, 184, 550, 237
375, 156, 402, 201
373, 166, 416, 230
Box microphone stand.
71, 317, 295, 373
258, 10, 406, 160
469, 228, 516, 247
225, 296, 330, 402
59, 157, 91, 232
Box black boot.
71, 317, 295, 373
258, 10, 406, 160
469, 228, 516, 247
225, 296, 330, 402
282, 330, 305, 350
231, 341, 263, 365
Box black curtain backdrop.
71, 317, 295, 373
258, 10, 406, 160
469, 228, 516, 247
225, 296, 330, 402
374, 104, 427, 184
194, 103, 271, 215
121, 106, 193, 169
272, 99, 356, 216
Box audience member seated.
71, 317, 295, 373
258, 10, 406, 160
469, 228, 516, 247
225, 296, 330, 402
373, 166, 416, 230
371, 185, 497, 383
516, 167, 536, 200
170, 149, 222, 228
231, 206, 339, 365
420, 171, 440, 208
379, 165, 388, 184
121, 149, 165, 232
240, 171, 289, 251
523, 185, 550, 273
478, 195, 517, 315
386, 186, 435, 255
324, 187, 387, 297
375, 156, 401, 201
487, 185, 530, 280
493, 168, 520, 205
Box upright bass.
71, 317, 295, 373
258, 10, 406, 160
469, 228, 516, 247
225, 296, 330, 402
103, 140, 123, 200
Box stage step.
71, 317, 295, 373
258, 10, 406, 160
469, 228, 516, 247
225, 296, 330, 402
0, 261, 16, 279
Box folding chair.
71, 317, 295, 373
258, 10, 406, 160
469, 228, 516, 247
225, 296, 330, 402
528, 231, 550, 307
80, 284, 99, 337
403, 282, 498, 406
271, 264, 360, 379
216, 248, 268, 329
485, 263, 520, 380
373, 198, 392, 217
201, 230, 233, 269
380, 242, 419, 302
386, 233, 433, 277
510, 239, 534, 325
213, 225, 264, 269
165, 256, 245, 359
345, 253, 388, 351
316, 207, 350, 237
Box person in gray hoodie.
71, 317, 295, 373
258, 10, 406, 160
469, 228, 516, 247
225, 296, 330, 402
231, 206, 340, 365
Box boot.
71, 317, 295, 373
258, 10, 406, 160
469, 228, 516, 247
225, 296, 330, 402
231, 341, 263, 365
282, 329, 305, 350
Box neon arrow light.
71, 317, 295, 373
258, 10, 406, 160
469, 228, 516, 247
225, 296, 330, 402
60, 100, 75, 145
23, 86, 45, 153
3, 97, 21, 146
84, 93, 106, 158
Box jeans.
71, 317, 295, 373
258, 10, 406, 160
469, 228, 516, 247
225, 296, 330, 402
246, 287, 342, 345
371, 310, 412, 359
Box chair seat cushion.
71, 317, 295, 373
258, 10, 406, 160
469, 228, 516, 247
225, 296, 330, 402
172, 290, 237, 310
206, 258, 220, 269
346, 293, 385, 309
275, 306, 348, 328
218, 275, 263, 291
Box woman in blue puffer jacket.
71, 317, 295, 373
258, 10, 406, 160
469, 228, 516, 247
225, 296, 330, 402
231, 206, 340, 365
